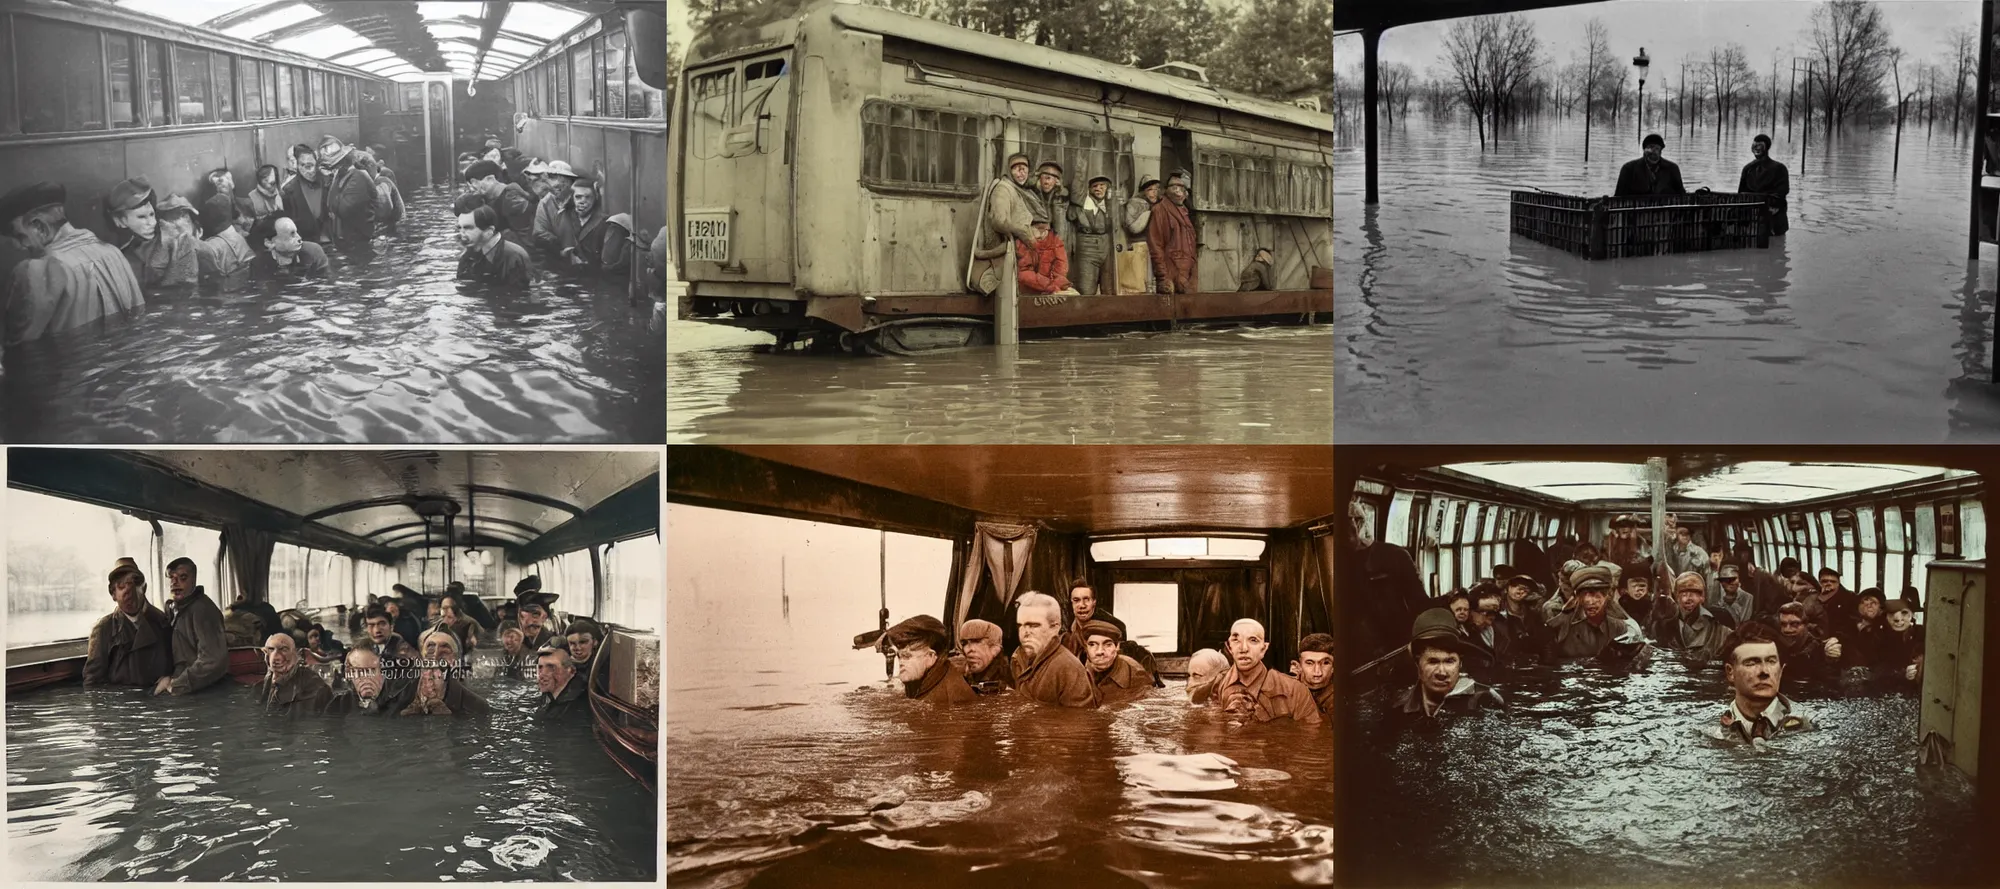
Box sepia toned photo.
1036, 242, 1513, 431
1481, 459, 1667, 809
4, 448, 661, 881
1337, 0, 2000, 443
0, 0, 669, 443
666, 445, 1332, 886
666, 0, 1334, 443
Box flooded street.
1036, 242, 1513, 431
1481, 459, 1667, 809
1335, 115, 2000, 442
1343, 658, 1979, 886
668, 320, 1332, 443
1, 187, 664, 444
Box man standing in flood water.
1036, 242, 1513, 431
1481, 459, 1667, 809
1010, 591, 1098, 708
154, 557, 226, 696
1, 181, 145, 350
256, 633, 333, 715
1209, 619, 1321, 724
1543, 566, 1647, 661
513, 579, 561, 651
954, 618, 1013, 692
1737, 134, 1791, 235
1384, 609, 1502, 731
886, 615, 977, 705
1648, 572, 1738, 663
1063, 581, 1125, 661
1614, 134, 1686, 197
105, 177, 197, 291
456, 205, 534, 289
84, 562, 172, 688
533, 644, 589, 720
1715, 621, 1814, 743
247, 215, 330, 279
325, 647, 413, 716
1082, 620, 1151, 704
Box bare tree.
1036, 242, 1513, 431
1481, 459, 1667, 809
1708, 44, 1752, 131
1945, 24, 1976, 135
1805, 0, 1893, 133
1441, 14, 1541, 149
1580, 18, 1610, 159
1441, 17, 1498, 148
1485, 14, 1543, 134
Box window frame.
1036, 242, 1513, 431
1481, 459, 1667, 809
15, 15, 110, 134
859, 99, 984, 199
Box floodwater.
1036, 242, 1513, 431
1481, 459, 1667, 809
665, 648, 1332, 888
5, 665, 659, 881
667, 320, 1334, 444
1343, 657, 1979, 886
1335, 114, 2000, 442
2, 187, 664, 443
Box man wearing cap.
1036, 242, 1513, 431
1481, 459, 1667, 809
534, 171, 623, 273
84, 562, 173, 688
1799, 567, 1860, 639
1876, 600, 1923, 686
1033, 162, 1070, 244
1148, 177, 1197, 294
955, 618, 1013, 692
1498, 574, 1549, 661
529, 161, 583, 258
513, 577, 562, 651
1010, 591, 1098, 708
1236, 247, 1275, 291
1647, 571, 1738, 662
104, 177, 197, 291
1602, 514, 1649, 569
195, 194, 256, 282
280, 142, 331, 243
1123, 176, 1159, 240
317, 136, 376, 249
1384, 609, 1504, 731
1773, 601, 1841, 682
1066, 175, 1115, 295
886, 615, 978, 705
1061, 580, 1126, 662
1737, 133, 1790, 235
1712, 564, 1756, 625
1209, 618, 1321, 724
1543, 565, 1646, 660
1, 180, 145, 347
1662, 524, 1708, 579
1080, 619, 1151, 704
463, 159, 537, 247
1461, 583, 1517, 678
1615, 133, 1687, 197
1711, 621, 1814, 744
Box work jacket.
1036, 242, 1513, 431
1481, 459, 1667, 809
121, 229, 198, 290
1384, 675, 1503, 732
1011, 640, 1099, 708
4, 225, 144, 345
165, 589, 228, 695
1647, 604, 1738, 663
1208, 663, 1322, 724
1614, 157, 1687, 197
1015, 232, 1072, 294
280, 175, 331, 241
536, 674, 590, 720
256, 666, 334, 714
907, 657, 979, 705
83, 605, 174, 687
325, 161, 376, 247
1090, 654, 1152, 704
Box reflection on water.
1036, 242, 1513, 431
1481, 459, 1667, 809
668, 320, 1332, 443
2, 187, 664, 443
6, 674, 657, 881
1336, 116, 2000, 442
1343, 657, 1977, 887
667, 673, 1331, 888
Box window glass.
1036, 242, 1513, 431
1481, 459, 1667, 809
355, 559, 400, 604
268, 542, 309, 609
570, 42, 595, 116
552, 56, 569, 115
0, 16, 11, 134
293, 66, 308, 116
627, 34, 658, 118
238, 57, 262, 120
524, 61, 540, 115
1020, 122, 1131, 197
16, 18, 107, 133
146, 39, 169, 123
211, 51, 235, 121
172, 46, 211, 124
1961, 498, 1985, 561
109, 36, 137, 128
448, 547, 503, 601
7, 490, 154, 647
603, 533, 663, 632
592, 34, 609, 116
1113, 582, 1179, 653
604, 28, 628, 120
274, 64, 294, 116
308, 70, 323, 116
262, 61, 279, 118
156, 522, 223, 612
1385, 491, 1414, 552
862, 101, 981, 195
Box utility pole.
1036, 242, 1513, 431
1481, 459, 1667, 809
1679, 63, 1687, 138
1801, 61, 1813, 175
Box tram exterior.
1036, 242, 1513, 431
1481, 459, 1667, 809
669, 5, 1334, 349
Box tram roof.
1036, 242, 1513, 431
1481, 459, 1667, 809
9, 449, 660, 563
1434, 461, 1975, 507
1335, 0, 1611, 34
56, 0, 611, 81
820, 4, 1333, 134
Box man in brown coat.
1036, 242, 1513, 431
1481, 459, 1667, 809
153, 557, 227, 696
1148, 179, 1198, 294
887, 615, 976, 705
255, 634, 333, 714
955, 618, 1013, 692
1010, 592, 1099, 708
84, 563, 173, 687
1297, 633, 1334, 718
1081, 619, 1150, 704
1209, 618, 1321, 724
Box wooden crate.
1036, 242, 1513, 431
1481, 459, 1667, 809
1510, 190, 1773, 260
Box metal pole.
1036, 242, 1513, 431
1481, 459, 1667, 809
1364, 28, 1381, 204
996, 240, 1020, 345
1788, 60, 1797, 139
1974, 0, 1994, 263
1648, 458, 1667, 569
421, 79, 434, 188
879, 531, 891, 679
1801, 63, 1811, 175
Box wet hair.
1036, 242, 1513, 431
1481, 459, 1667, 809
166, 557, 197, 576
462, 204, 500, 232
1720, 619, 1780, 665
1777, 602, 1807, 619
1298, 633, 1333, 655
291, 143, 315, 162
362, 605, 391, 624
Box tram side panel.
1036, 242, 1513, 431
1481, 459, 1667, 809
675, 28, 800, 309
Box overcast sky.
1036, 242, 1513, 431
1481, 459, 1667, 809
1337, 1, 1976, 84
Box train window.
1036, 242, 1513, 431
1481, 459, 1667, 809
592, 34, 611, 116
292, 66, 308, 117
16, 17, 107, 134
861, 102, 981, 195
1961, 499, 1985, 560
7, 490, 158, 647
0, 16, 11, 134
602, 533, 663, 632
1018, 124, 1131, 196
262, 61, 279, 118
1938, 502, 1961, 557
172, 45, 211, 124
274, 64, 294, 116
629, 37, 659, 118
1385, 491, 1413, 552
308, 70, 323, 116
603, 29, 629, 116
108, 35, 138, 128
1112, 582, 1179, 653
213, 51, 235, 121
269, 542, 309, 607
570, 42, 595, 116
1856, 506, 1878, 590
238, 57, 262, 120
552, 54, 570, 116
144, 38, 168, 124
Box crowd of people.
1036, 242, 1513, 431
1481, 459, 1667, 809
875, 579, 1331, 725
81, 558, 602, 722
1382, 512, 1928, 742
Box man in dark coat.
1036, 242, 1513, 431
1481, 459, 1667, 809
456, 204, 534, 288
325, 647, 417, 716
384, 587, 426, 650
1615, 133, 1687, 197
280, 143, 331, 243
445, 581, 497, 631
1209, 618, 1321, 723
1736, 133, 1790, 235
954, 618, 1014, 692
361, 604, 419, 666
462, 159, 536, 247
1647, 572, 1739, 663
84, 563, 174, 687
1010, 592, 1099, 708
1460, 584, 1517, 680
533, 644, 590, 720
1080, 619, 1151, 704
886, 615, 978, 705
316, 136, 375, 250
1800, 567, 1861, 640
1384, 609, 1504, 731
513, 577, 562, 652
255, 634, 333, 714
1236, 247, 1275, 291
1297, 633, 1334, 718
1773, 602, 1841, 682
156, 557, 227, 696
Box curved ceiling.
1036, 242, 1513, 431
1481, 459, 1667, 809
1441, 461, 1973, 505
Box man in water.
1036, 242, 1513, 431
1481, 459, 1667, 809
533, 644, 589, 720
1712, 565, 1757, 625
1543, 566, 1647, 660
533, 171, 626, 273
1081, 620, 1151, 704
1296, 633, 1333, 718
461, 160, 536, 247
385, 585, 426, 648
1737, 133, 1791, 235
1460, 584, 1514, 678
280, 143, 330, 243
1498, 575, 1548, 661
886, 615, 977, 705
362, 605, 418, 667
563, 619, 603, 676
1010, 591, 1099, 708
256, 633, 333, 714
315, 137, 376, 250
84, 562, 172, 687
1614, 133, 1686, 197
1187, 648, 1228, 703
1714, 621, 1814, 742
445, 580, 496, 631
247, 215, 329, 279
954, 618, 1013, 692
1209, 618, 1321, 724
1063, 581, 1125, 661
1663, 524, 1707, 578
404, 629, 487, 716
155, 557, 227, 696
494, 622, 531, 678
456, 205, 534, 288
1773, 601, 1841, 681
1800, 567, 1860, 639
325, 647, 413, 716
195, 194, 256, 282
1384, 609, 1503, 731
2, 181, 145, 348
514, 579, 561, 651
1649, 572, 1738, 662
105, 177, 197, 290
1148, 179, 1198, 294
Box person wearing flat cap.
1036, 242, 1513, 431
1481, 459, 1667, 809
1, 180, 144, 347
1385, 608, 1504, 731
967, 153, 1039, 295
1066, 175, 1115, 295
315, 135, 377, 249
1616, 133, 1687, 197
1542, 564, 1648, 661
1080, 619, 1150, 704
105, 177, 198, 291
462, 159, 537, 248
1712, 564, 1756, 625
885, 615, 977, 705
1646, 571, 1738, 663
953, 618, 1013, 692
513, 576, 562, 651
1033, 161, 1069, 243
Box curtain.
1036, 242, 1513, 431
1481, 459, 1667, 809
1178, 567, 1264, 656
1264, 528, 1333, 665
949, 521, 1038, 635
222, 525, 275, 606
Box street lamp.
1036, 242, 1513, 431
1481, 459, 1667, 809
1633, 48, 1651, 145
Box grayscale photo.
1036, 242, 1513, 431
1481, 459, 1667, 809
666, 0, 1334, 444
1336, 0, 2000, 443
0, 0, 669, 443
666, 445, 1332, 887
4, 447, 662, 881
1337, 448, 1993, 887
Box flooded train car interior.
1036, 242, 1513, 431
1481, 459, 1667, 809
0, 0, 668, 443
4, 448, 662, 881
666, 445, 1333, 888
1335, 447, 1999, 888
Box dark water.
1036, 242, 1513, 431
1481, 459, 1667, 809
1344, 657, 1979, 887
2, 187, 664, 443
668, 320, 1333, 443
666, 677, 1332, 888
6, 670, 658, 881
1335, 115, 2000, 442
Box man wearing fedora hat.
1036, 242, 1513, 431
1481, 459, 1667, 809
104, 177, 197, 291
315, 136, 376, 249
1067, 175, 1115, 295
1385, 608, 1504, 730
1, 180, 144, 347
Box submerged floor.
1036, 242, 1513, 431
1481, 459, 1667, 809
2, 187, 665, 444
1343, 658, 1978, 886
1336, 116, 2000, 443
5, 670, 658, 881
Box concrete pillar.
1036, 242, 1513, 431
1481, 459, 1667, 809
996, 240, 1020, 345
1364, 28, 1382, 205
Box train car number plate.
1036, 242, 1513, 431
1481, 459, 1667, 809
684, 210, 732, 263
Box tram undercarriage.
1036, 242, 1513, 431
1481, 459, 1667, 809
685, 290, 1334, 356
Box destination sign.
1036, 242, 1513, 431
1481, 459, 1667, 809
685, 211, 732, 263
